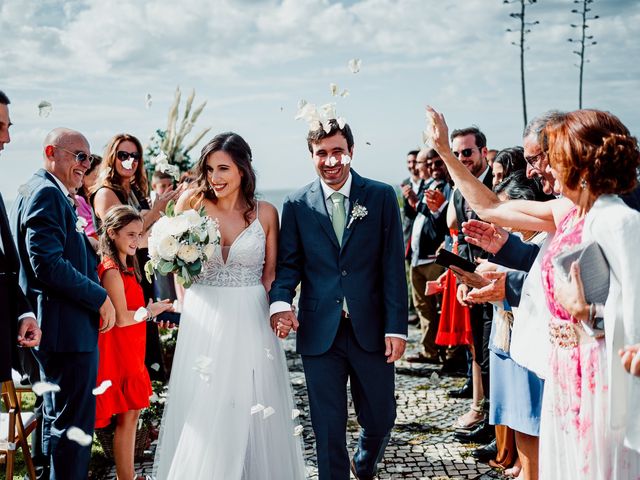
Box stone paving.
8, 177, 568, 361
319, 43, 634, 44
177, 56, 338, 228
96, 324, 507, 479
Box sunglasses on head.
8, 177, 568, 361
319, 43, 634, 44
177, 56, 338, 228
452, 148, 480, 158
116, 150, 141, 162
54, 146, 91, 164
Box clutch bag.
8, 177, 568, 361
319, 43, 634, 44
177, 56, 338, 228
553, 240, 610, 305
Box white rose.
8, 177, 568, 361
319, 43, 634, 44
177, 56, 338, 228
167, 215, 190, 236
158, 236, 179, 261
207, 221, 220, 243
183, 209, 202, 228
177, 244, 199, 263
148, 237, 158, 258
203, 243, 215, 260
152, 216, 172, 237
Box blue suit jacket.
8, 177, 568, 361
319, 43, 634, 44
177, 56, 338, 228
11, 169, 107, 352
270, 170, 408, 355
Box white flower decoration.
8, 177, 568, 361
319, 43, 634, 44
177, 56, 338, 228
158, 236, 179, 261
75, 217, 88, 233
348, 58, 362, 74
66, 427, 92, 447
346, 201, 368, 229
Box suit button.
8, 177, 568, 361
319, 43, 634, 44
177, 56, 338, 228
336, 299, 341, 304
341, 270, 347, 276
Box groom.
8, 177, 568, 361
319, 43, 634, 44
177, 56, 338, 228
270, 119, 408, 479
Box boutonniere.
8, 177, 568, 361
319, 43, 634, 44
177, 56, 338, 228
75, 217, 88, 233
347, 201, 368, 229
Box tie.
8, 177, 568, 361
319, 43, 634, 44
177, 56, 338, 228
330, 192, 346, 245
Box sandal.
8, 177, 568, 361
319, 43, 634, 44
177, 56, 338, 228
452, 401, 485, 430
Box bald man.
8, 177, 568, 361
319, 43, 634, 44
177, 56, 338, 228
11, 128, 115, 480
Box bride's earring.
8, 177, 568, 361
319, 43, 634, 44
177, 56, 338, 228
580, 178, 588, 190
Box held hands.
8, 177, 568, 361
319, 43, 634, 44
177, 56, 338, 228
554, 262, 589, 321
619, 344, 640, 377
461, 220, 509, 255
270, 310, 299, 339
17, 317, 41, 348
99, 296, 116, 333
385, 337, 406, 363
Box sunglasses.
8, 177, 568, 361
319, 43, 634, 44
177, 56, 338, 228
426, 160, 444, 167
54, 146, 91, 164
452, 148, 480, 158
116, 150, 141, 162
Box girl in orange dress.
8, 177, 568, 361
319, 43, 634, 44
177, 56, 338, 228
94, 205, 173, 480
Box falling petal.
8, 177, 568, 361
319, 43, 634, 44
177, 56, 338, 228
66, 427, 93, 447
121, 158, 135, 170
297, 99, 307, 110
133, 307, 147, 322
92, 380, 112, 396
145, 93, 152, 109
324, 156, 338, 167
294, 425, 304, 436
340, 155, 351, 165
251, 403, 265, 415
150, 363, 160, 371
365, 141, 372, 146
429, 371, 440, 386
265, 348, 274, 360
319, 103, 336, 120
329, 83, 339, 96
152, 151, 168, 166
149, 393, 160, 403
336, 117, 346, 129
193, 354, 213, 382
348, 58, 362, 74
38, 101, 52, 118
263, 406, 275, 419
340, 89, 349, 98
280, 106, 284, 112
322, 121, 332, 134
32, 381, 61, 396
291, 409, 301, 420
309, 120, 321, 132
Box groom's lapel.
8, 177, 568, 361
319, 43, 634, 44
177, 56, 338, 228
340, 170, 367, 251
308, 179, 340, 250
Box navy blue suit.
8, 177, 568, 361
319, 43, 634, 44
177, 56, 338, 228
11, 169, 107, 480
270, 170, 408, 479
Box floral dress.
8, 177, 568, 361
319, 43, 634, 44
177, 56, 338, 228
539, 207, 640, 479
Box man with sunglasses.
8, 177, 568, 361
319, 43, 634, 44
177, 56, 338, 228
11, 127, 116, 480
405, 148, 452, 364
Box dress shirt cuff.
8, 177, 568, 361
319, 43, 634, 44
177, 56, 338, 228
385, 333, 408, 341
18, 312, 36, 322
269, 301, 291, 316
430, 200, 449, 218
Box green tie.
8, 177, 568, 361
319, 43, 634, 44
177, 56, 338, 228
330, 192, 346, 245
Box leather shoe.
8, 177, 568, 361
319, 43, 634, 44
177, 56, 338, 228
471, 439, 498, 463
408, 312, 419, 325
405, 353, 441, 364
454, 421, 495, 444
350, 459, 377, 480
447, 380, 472, 398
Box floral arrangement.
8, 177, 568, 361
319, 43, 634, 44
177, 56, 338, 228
145, 200, 220, 288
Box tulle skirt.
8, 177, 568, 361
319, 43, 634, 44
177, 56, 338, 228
153, 283, 306, 479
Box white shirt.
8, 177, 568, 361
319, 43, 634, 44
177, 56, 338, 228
270, 173, 406, 341
410, 180, 452, 267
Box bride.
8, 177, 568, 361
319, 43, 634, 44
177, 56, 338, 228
154, 132, 306, 479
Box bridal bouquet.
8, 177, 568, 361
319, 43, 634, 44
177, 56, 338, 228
145, 201, 220, 288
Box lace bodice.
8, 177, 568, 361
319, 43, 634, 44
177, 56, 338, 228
196, 218, 265, 287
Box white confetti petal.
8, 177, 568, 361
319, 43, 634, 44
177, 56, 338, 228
429, 371, 440, 386
263, 406, 275, 419
329, 83, 339, 96
294, 425, 304, 436
133, 307, 148, 322
75, 217, 88, 233
92, 380, 112, 396
32, 381, 61, 396
340, 89, 350, 98
348, 58, 362, 74
193, 355, 213, 383
265, 348, 274, 360
340, 155, 351, 165
336, 117, 347, 130
150, 363, 160, 371
297, 99, 308, 110
251, 403, 265, 415
121, 158, 135, 170
145, 93, 152, 109
291, 409, 301, 420
325, 156, 338, 167
322, 120, 332, 134
66, 426, 92, 447
38, 101, 52, 118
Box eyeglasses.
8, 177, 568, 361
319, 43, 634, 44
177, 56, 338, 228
116, 150, 141, 162
54, 146, 91, 164
452, 148, 480, 158
524, 151, 545, 168
426, 160, 444, 167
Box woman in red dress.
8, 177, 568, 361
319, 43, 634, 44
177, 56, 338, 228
95, 205, 173, 479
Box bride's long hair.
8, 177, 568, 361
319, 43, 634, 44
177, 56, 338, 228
190, 132, 257, 226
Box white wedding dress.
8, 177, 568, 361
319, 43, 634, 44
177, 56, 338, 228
153, 215, 306, 479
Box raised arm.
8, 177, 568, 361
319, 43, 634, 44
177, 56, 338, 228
426, 106, 565, 232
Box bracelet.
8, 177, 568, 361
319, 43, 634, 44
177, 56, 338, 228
146, 308, 155, 322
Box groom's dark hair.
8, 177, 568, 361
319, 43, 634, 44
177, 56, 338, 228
307, 119, 354, 153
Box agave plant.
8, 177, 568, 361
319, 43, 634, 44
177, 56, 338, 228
144, 87, 211, 175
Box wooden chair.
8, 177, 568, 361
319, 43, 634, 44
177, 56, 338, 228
1, 379, 38, 479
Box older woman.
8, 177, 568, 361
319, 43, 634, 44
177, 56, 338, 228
427, 107, 640, 479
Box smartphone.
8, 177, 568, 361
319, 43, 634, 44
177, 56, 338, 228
154, 311, 181, 326
435, 249, 477, 273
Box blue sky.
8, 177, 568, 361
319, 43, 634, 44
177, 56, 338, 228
1, 0, 639, 200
